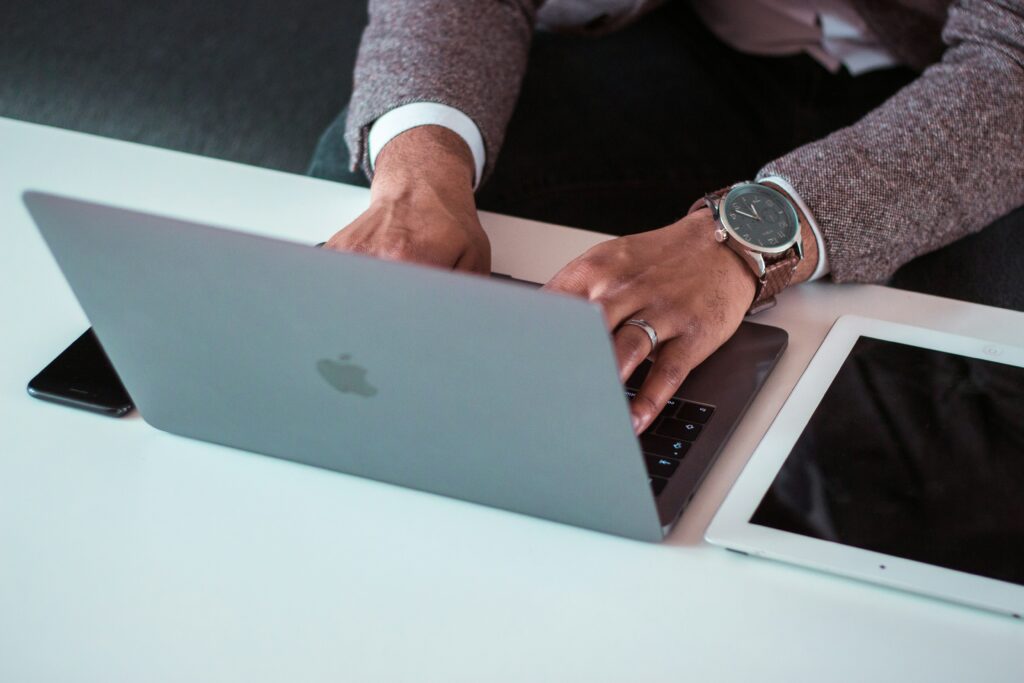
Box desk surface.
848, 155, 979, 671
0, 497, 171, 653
2, 118, 1022, 683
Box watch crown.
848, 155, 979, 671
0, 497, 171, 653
713, 228, 728, 243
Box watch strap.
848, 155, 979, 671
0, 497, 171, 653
749, 249, 800, 314
687, 184, 732, 216
691, 182, 802, 315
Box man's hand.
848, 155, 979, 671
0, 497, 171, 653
323, 126, 491, 274
543, 208, 817, 434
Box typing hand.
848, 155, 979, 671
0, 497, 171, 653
323, 126, 491, 274
543, 209, 759, 434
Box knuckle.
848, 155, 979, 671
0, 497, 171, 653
573, 255, 604, 279
634, 391, 660, 416
342, 240, 371, 255
602, 270, 636, 296
378, 245, 403, 260
571, 252, 638, 296
592, 241, 634, 270
591, 293, 617, 312
379, 237, 416, 260
554, 259, 599, 292
555, 271, 589, 294
582, 242, 611, 260
608, 243, 634, 268
580, 243, 622, 271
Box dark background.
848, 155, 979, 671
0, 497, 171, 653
1, 0, 367, 173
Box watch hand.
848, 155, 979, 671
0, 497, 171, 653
734, 208, 756, 219
750, 204, 761, 220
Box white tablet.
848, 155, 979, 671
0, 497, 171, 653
707, 315, 1024, 618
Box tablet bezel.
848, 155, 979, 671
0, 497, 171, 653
706, 314, 1024, 618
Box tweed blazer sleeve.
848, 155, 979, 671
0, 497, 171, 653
759, 0, 1024, 283
344, 0, 544, 182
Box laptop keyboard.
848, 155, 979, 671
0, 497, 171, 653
625, 383, 715, 497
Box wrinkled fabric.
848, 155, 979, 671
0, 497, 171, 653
345, 0, 1024, 282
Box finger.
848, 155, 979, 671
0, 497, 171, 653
322, 231, 357, 252
541, 258, 592, 298
631, 338, 704, 434
453, 248, 472, 272
379, 237, 460, 269
592, 291, 646, 333
544, 262, 643, 331
454, 247, 490, 275
612, 319, 655, 384
325, 223, 454, 268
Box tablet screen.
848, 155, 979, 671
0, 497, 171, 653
751, 337, 1024, 586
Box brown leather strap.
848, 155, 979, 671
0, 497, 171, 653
687, 184, 733, 216
750, 248, 800, 314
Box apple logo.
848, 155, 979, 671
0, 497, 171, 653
316, 354, 378, 397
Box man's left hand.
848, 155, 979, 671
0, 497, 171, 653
543, 209, 759, 434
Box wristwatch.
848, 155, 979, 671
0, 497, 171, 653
696, 182, 804, 315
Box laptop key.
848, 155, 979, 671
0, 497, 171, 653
661, 397, 681, 413
625, 390, 680, 417
650, 476, 668, 496
640, 433, 690, 458
655, 419, 702, 441
645, 454, 681, 478
678, 402, 714, 424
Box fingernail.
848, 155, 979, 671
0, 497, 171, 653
632, 413, 642, 433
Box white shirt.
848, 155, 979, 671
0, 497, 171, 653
367, 1, 902, 280
688, 0, 898, 75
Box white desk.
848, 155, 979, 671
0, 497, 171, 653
1, 118, 1021, 683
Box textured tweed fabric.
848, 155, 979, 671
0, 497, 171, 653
345, 0, 1024, 283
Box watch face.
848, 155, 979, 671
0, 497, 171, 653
721, 184, 799, 252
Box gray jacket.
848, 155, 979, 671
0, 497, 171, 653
344, 0, 1024, 282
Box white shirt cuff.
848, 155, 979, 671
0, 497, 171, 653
758, 175, 830, 281
367, 103, 486, 191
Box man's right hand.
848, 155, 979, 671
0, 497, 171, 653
323, 125, 491, 274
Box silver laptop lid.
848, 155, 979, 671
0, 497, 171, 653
25, 191, 664, 541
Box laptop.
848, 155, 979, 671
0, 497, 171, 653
24, 190, 788, 542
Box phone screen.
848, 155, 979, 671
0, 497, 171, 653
27, 329, 134, 416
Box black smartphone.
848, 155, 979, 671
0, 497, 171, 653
27, 329, 134, 417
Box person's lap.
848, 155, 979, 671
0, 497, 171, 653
309, 1, 1023, 311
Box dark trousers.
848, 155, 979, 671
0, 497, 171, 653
309, 2, 1024, 311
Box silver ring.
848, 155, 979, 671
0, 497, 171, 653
623, 319, 658, 354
